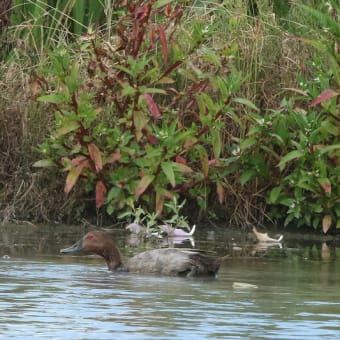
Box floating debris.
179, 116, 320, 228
252, 227, 283, 243
233, 282, 258, 289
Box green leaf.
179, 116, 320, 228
240, 170, 256, 185
172, 162, 193, 173
319, 144, 340, 154
284, 213, 295, 226
114, 65, 134, 76
121, 83, 136, 97
318, 178, 331, 194
212, 128, 221, 158
32, 159, 54, 168
133, 111, 148, 141
140, 87, 167, 95
38, 94, 65, 104
240, 137, 257, 150
232, 98, 259, 112
161, 162, 176, 187
269, 187, 281, 204
53, 120, 79, 138
154, 0, 176, 9
278, 150, 304, 171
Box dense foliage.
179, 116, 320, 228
1, 0, 340, 232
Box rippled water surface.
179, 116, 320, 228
1, 224, 340, 339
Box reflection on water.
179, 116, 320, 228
0, 224, 340, 339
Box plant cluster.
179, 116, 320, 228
2, 0, 340, 232
34, 0, 243, 219
234, 0, 340, 232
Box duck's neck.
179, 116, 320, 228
102, 245, 124, 271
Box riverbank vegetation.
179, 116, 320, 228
1, 0, 340, 233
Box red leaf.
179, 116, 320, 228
143, 93, 160, 118
216, 181, 225, 204
150, 26, 156, 49
158, 25, 168, 64
159, 60, 182, 80
96, 180, 107, 208
176, 155, 187, 164
208, 159, 218, 166
197, 125, 209, 137
88, 143, 103, 172
71, 156, 87, 166
165, 4, 171, 16
324, 182, 332, 194
135, 174, 155, 197
318, 178, 332, 194
309, 89, 338, 107
64, 160, 89, 193
155, 191, 164, 217
106, 152, 121, 164
322, 215, 332, 234
147, 133, 159, 145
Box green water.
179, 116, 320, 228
0, 224, 339, 339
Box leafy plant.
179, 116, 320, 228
34, 0, 243, 219
236, 89, 340, 232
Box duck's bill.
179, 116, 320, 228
60, 239, 83, 254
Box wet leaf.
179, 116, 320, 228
135, 174, 155, 197
321, 242, 331, 260
88, 143, 103, 172
96, 180, 107, 208
309, 89, 338, 107
322, 215, 332, 234
233, 282, 258, 289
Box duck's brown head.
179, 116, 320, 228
60, 231, 123, 271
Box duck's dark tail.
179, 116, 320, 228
188, 253, 228, 278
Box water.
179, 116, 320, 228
1, 224, 340, 339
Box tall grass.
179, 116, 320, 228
6, 0, 106, 56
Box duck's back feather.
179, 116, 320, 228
126, 248, 220, 277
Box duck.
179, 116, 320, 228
60, 230, 224, 277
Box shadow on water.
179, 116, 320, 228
1, 223, 340, 339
